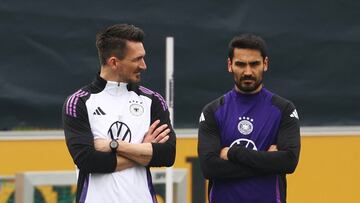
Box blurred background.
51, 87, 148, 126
1, 0, 360, 129
1, 0, 360, 202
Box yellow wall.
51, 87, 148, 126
0, 139, 74, 174
287, 136, 360, 203
1, 135, 360, 202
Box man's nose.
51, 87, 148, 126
139, 58, 147, 70
243, 65, 252, 75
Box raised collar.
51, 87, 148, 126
91, 73, 140, 96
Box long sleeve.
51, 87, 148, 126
148, 92, 176, 167
63, 92, 117, 173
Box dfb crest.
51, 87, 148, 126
237, 117, 254, 135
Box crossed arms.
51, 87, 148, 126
198, 102, 300, 180
93, 119, 172, 171
63, 95, 176, 174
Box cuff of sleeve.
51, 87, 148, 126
227, 146, 237, 162
109, 153, 117, 172
149, 143, 175, 167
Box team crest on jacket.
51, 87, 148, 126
237, 117, 254, 135
129, 100, 144, 116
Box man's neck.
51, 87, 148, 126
100, 66, 122, 82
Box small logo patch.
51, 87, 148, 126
290, 109, 299, 119
237, 117, 254, 135
108, 121, 132, 142
93, 107, 106, 115
199, 112, 205, 122
129, 100, 144, 116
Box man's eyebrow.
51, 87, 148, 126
234, 61, 247, 65
132, 54, 145, 61
249, 61, 261, 65
234, 60, 261, 64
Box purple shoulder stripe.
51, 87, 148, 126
79, 174, 89, 203
139, 86, 168, 111
65, 89, 89, 118
146, 169, 158, 203
276, 176, 281, 203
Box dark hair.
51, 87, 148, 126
96, 24, 145, 65
228, 33, 267, 61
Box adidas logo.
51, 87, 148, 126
93, 107, 106, 115
199, 112, 205, 122
290, 109, 299, 119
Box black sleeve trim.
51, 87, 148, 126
148, 92, 176, 167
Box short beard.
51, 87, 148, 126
235, 80, 262, 93
235, 74, 264, 93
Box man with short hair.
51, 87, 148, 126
198, 34, 300, 203
63, 24, 176, 203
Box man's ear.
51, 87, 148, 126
107, 56, 118, 71
264, 57, 269, 72
227, 58, 233, 73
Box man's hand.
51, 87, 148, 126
142, 120, 170, 144
94, 120, 170, 152
220, 147, 229, 160
268, 145, 278, 152
93, 120, 171, 167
